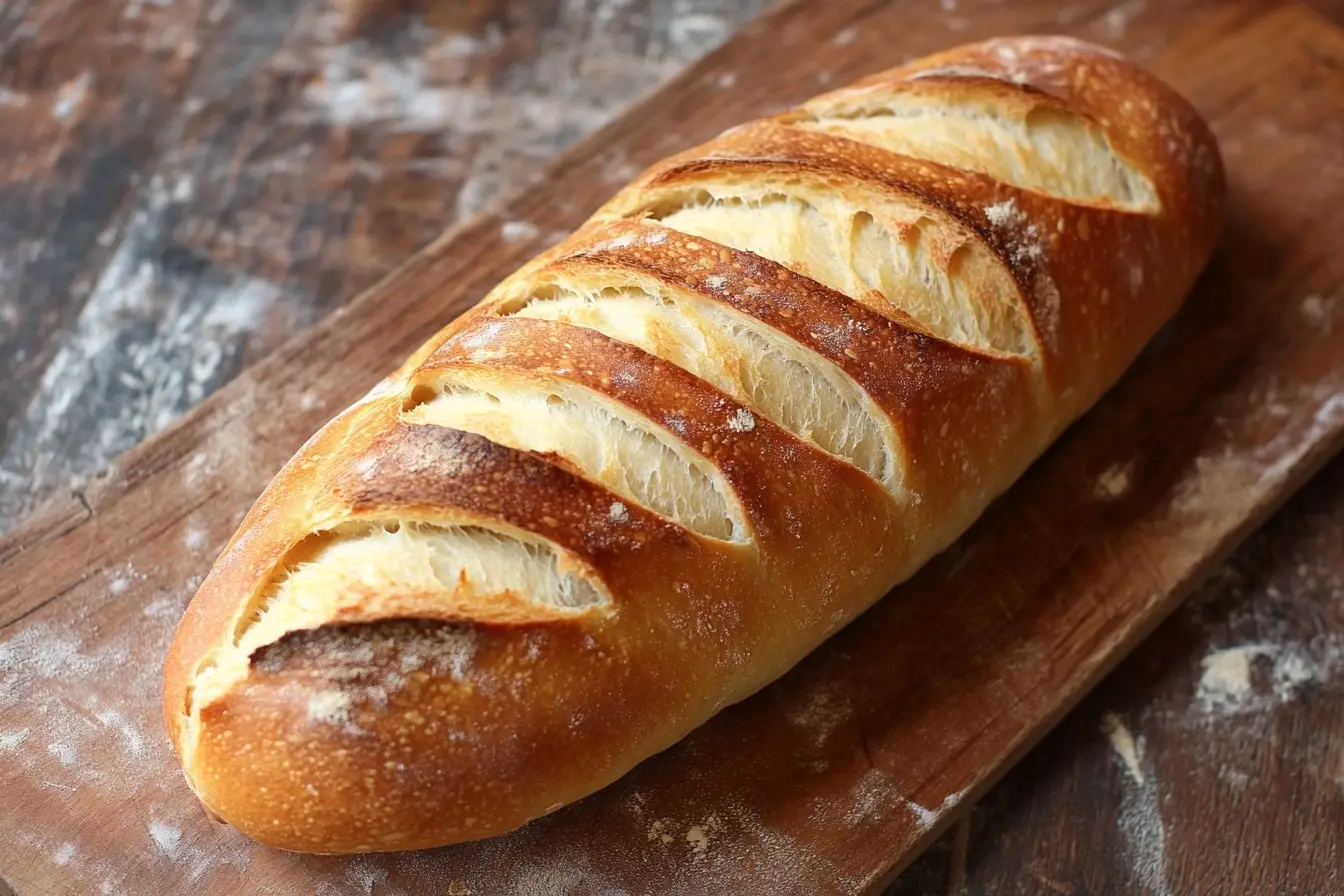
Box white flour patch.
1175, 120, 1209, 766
1095, 462, 1133, 499
1197, 644, 1272, 713
846, 768, 903, 827
684, 815, 721, 857
1171, 391, 1344, 525
1102, 0, 1147, 38
1193, 640, 1341, 717
1101, 714, 1170, 896
0, 729, 31, 751
1101, 712, 1145, 785
200, 277, 279, 332
984, 198, 1023, 229
183, 524, 208, 551
52, 71, 92, 120
0, 613, 259, 885
727, 408, 756, 432
52, 842, 77, 866
785, 688, 850, 746
608, 501, 629, 523
0, 86, 30, 107
982, 197, 1059, 339
94, 708, 146, 759
1219, 766, 1250, 790
669, 13, 729, 49
1117, 775, 1170, 896
832, 25, 859, 46
307, 690, 355, 728
500, 220, 540, 242
143, 593, 188, 618
148, 821, 182, 858
3, 154, 286, 516
1300, 294, 1337, 335
906, 789, 965, 834
845, 768, 963, 836
344, 858, 389, 895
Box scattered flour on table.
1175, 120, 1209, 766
51, 71, 92, 120
0, 614, 258, 886
183, 523, 208, 552
831, 25, 859, 46
1095, 462, 1133, 499
1300, 294, 1337, 335
149, 822, 182, 858
785, 687, 850, 746
500, 220, 540, 243
1196, 645, 1271, 712
846, 767, 964, 836
684, 815, 721, 857
1170, 391, 1344, 523
1101, 0, 1147, 39
1194, 641, 1340, 717
1100, 712, 1170, 896
1101, 712, 1145, 785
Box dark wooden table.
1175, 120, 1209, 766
1, 1, 1340, 893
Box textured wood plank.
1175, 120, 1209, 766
2, 0, 1343, 894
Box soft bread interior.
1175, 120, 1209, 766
406, 371, 749, 542
503, 279, 901, 493
796, 92, 1159, 210
646, 184, 1035, 358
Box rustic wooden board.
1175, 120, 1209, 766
2, 0, 1342, 893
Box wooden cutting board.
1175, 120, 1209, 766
2, 0, 1342, 893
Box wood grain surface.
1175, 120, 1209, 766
1, 0, 1343, 893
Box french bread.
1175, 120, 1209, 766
163, 35, 1224, 854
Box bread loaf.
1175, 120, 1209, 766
163, 36, 1224, 853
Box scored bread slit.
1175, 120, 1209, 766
406, 371, 751, 543
499, 278, 903, 495
184, 521, 610, 726
791, 92, 1159, 211
635, 183, 1038, 359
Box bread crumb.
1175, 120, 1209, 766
832, 25, 858, 46
727, 408, 755, 432
1197, 645, 1270, 711
609, 501, 629, 523
1100, 712, 1145, 785
1095, 462, 1132, 499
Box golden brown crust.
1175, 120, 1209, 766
163, 35, 1224, 853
